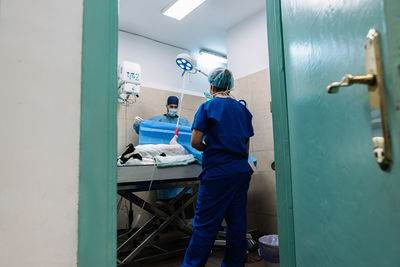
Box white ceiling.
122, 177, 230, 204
119, 0, 266, 55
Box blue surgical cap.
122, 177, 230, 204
167, 96, 179, 106
208, 68, 234, 90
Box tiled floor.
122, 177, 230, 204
139, 248, 266, 267
118, 227, 274, 267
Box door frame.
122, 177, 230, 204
266, 0, 400, 266
265, 1, 296, 266
78, 0, 118, 266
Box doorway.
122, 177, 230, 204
78, 0, 279, 266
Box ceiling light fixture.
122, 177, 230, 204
199, 49, 227, 64
162, 0, 206, 21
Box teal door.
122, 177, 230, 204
272, 0, 400, 266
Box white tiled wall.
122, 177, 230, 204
117, 87, 204, 229
234, 69, 278, 235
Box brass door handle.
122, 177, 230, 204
327, 74, 376, 94
326, 28, 392, 171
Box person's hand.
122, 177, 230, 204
134, 116, 143, 126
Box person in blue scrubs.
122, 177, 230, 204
133, 95, 191, 134
133, 95, 192, 200
181, 68, 254, 267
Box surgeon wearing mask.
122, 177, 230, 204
133, 95, 191, 134
181, 68, 254, 267
133, 95, 191, 200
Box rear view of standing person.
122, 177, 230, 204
181, 68, 254, 267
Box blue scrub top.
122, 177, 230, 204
134, 114, 191, 134
192, 97, 254, 179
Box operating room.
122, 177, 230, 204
116, 0, 277, 265
5, 0, 399, 266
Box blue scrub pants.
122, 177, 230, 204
181, 172, 251, 267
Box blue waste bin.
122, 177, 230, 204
258, 235, 280, 266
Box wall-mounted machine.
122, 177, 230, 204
118, 61, 141, 104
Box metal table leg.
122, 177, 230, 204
119, 191, 198, 264
117, 216, 158, 252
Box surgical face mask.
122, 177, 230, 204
204, 89, 220, 101
168, 108, 178, 117
205, 90, 235, 101
204, 92, 213, 101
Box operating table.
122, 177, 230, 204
117, 164, 202, 266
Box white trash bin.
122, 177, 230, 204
258, 235, 279, 267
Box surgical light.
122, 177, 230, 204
176, 53, 195, 72
162, 0, 206, 21
176, 53, 208, 77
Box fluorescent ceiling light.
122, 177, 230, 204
162, 0, 206, 21
197, 50, 227, 71
199, 50, 227, 64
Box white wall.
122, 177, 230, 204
0, 1, 82, 266
227, 10, 269, 79
119, 31, 210, 96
